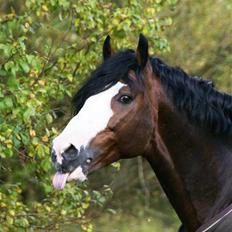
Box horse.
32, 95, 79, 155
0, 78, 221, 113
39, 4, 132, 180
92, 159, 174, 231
51, 34, 232, 232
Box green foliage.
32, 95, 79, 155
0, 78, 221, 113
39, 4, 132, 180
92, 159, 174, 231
0, 0, 176, 231
164, 0, 232, 93
93, 159, 180, 232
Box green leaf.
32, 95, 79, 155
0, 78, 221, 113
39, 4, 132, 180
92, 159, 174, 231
4, 61, 14, 71
45, 113, 53, 124
23, 108, 35, 121
4, 97, 13, 108
19, 61, 30, 73
7, 75, 18, 88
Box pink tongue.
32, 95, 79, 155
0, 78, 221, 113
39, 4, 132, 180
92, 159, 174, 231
52, 172, 69, 189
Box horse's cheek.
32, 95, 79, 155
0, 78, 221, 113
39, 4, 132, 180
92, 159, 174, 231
116, 115, 153, 157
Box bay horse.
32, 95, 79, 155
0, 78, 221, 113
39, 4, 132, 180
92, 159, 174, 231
51, 34, 232, 232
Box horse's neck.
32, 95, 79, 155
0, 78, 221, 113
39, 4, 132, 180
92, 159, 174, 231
146, 101, 232, 232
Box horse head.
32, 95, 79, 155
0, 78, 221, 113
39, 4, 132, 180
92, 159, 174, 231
51, 34, 160, 189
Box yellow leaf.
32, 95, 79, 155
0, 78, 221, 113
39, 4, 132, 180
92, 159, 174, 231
45, 206, 51, 212
112, 18, 119, 26
4, 139, 12, 144
38, 80, 45, 86
16, 186, 22, 193
9, 210, 15, 216
0, 202, 6, 208
42, 135, 48, 142
42, 5, 48, 12
61, 209, 66, 215
30, 93, 35, 99
25, 22, 30, 29
30, 129, 36, 137
6, 144, 12, 148
6, 216, 13, 225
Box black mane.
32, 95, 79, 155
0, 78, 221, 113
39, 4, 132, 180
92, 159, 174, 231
151, 58, 232, 135
73, 50, 232, 135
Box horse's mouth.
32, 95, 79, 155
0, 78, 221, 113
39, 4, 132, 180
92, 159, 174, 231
52, 166, 87, 189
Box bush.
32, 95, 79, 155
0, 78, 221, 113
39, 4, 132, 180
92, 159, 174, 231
0, 0, 177, 230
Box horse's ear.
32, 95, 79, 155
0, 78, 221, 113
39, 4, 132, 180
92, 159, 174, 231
103, 35, 112, 61
136, 33, 149, 68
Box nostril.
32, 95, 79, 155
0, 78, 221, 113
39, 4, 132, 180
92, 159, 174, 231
51, 149, 56, 163
62, 144, 78, 161
66, 144, 77, 153
86, 158, 92, 164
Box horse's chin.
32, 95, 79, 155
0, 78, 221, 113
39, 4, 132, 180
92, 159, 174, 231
52, 166, 87, 190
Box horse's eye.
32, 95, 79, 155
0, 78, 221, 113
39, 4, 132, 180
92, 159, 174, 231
118, 95, 133, 104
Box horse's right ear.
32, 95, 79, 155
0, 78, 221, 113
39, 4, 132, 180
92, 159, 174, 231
136, 33, 149, 68
103, 35, 112, 61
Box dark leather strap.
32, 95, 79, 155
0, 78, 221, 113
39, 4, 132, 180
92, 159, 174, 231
196, 203, 232, 232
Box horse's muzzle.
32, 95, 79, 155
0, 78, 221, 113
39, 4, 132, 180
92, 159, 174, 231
51, 145, 78, 173
51, 145, 95, 174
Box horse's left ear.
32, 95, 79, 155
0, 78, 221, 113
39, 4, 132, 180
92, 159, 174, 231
136, 33, 149, 68
103, 35, 112, 61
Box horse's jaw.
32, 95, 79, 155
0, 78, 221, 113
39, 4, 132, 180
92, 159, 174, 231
52, 166, 87, 189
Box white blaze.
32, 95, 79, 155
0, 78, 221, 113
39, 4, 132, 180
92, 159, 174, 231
52, 82, 125, 164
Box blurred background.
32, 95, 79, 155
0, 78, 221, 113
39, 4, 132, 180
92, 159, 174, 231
0, 0, 231, 231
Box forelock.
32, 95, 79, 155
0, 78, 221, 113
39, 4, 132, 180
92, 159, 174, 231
72, 49, 137, 114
